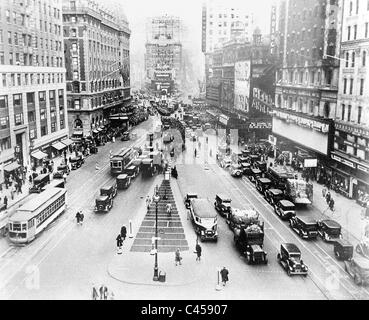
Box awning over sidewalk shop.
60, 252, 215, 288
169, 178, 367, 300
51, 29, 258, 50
109, 115, 129, 120
4, 162, 20, 172
52, 141, 67, 151
61, 138, 74, 146
31, 150, 48, 160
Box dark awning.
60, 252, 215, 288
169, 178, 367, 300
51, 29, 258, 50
4, 162, 20, 172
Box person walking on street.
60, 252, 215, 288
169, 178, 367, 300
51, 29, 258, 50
99, 284, 108, 300
195, 243, 202, 261
194, 148, 197, 158
220, 267, 229, 286
146, 195, 151, 211
92, 284, 99, 300
175, 248, 182, 266
116, 234, 123, 251
326, 191, 331, 205
3, 195, 8, 209
166, 203, 172, 217
329, 198, 335, 211
120, 225, 127, 240
75, 211, 81, 225
322, 187, 327, 198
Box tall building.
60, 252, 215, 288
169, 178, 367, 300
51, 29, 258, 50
0, 0, 69, 181
145, 15, 183, 96
62, 0, 131, 138
334, 0, 369, 199
273, 0, 341, 169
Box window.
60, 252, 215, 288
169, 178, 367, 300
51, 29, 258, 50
348, 26, 351, 40
0, 29, 3, 43
352, 52, 355, 67
350, 1, 353, 15
26, 92, 34, 104
6, 10, 10, 22
360, 79, 364, 95
2, 74, 6, 87
350, 78, 354, 94
354, 25, 357, 39
363, 51, 367, 66
28, 111, 35, 122
41, 125, 47, 136
358, 106, 362, 124
14, 113, 23, 125
0, 117, 9, 129
366, 23, 369, 38
8, 31, 12, 44
49, 90, 55, 100
74, 99, 80, 109
0, 52, 4, 65
357, 0, 359, 14
39, 91, 46, 102
347, 105, 352, 121
13, 94, 22, 107
40, 108, 46, 120
341, 104, 345, 120
0, 95, 8, 108
0, 137, 11, 151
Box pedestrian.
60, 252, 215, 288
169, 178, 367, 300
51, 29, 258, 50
120, 225, 127, 240
194, 148, 197, 158
326, 191, 331, 204
329, 198, 335, 211
146, 195, 151, 210
195, 243, 202, 261
220, 267, 229, 286
116, 234, 123, 250
10, 186, 15, 200
99, 284, 107, 300
63, 172, 67, 184
3, 195, 8, 209
75, 211, 81, 224
175, 248, 182, 266
322, 187, 327, 198
166, 203, 172, 217
92, 284, 99, 300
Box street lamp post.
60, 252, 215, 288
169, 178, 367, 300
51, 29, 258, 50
153, 194, 160, 281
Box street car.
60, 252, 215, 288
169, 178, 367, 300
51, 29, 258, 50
317, 219, 342, 242
214, 194, 232, 217
344, 256, 369, 286
248, 168, 262, 183
274, 200, 296, 220
116, 174, 131, 190
277, 243, 308, 277
265, 188, 284, 207
184, 193, 198, 209
334, 239, 353, 261
94, 195, 113, 213
53, 164, 70, 179
255, 177, 272, 195
100, 183, 117, 200
230, 164, 243, 178
289, 216, 318, 239
70, 155, 84, 170
29, 173, 50, 193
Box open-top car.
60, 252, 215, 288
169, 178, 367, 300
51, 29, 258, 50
265, 188, 284, 207
255, 177, 272, 195
230, 163, 243, 178
317, 219, 342, 242
94, 195, 113, 213
334, 239, 353, 261
100, 183, 117, 200
289, 216, 318, 239
116, 174, 131, 190
53, 164, 70, 179
274, 200, 296, 220
214, 194, 232, 217
277, 243, 308, 276
344, 256, 369, 286
184, 193, 198, 209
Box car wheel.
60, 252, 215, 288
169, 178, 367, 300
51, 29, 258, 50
287, 269, 291, 277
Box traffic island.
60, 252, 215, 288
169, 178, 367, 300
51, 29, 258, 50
107, 251, 208, 287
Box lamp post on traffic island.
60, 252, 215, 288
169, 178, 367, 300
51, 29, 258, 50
153, 194, 160, 281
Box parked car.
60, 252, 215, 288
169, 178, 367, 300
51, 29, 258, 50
94, 195, 113, 213
274, 200, 296, 220
29, 173, 50, 193
344, 256, 369, 286
220, 157, 232, 169
53, 164, 70, 179
255, 160, 267, 172
277, 243, 308, 277
70, 155, 84, 170
248, 168, 262, 183
241, 162, 252, 176
100, 183, 117, 200
255, 177, 272, 196
214, 194, 232, 217
230, 164, 243, 178
184, 193, 198, 209
317, 219, 342, 242
334, 239, 353, 261
265, 188, 284, 207
289, 216, 318, 239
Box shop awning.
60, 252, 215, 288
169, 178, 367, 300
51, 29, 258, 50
61, 138, 74, 146
4, 162, 20, 172
31, 150, 48, 160
52, 141, 67, 151
109, 116, 128, 120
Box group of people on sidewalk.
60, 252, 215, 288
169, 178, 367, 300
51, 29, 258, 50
92, 283, 114, 300
0, 166, 27, 211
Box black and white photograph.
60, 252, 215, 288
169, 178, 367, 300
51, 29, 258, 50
0, 0, 369, 305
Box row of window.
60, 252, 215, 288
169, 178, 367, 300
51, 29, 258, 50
340, 104, 363, 123
283, 68, 333, 86
348, 0, 369, 16
342, 78, 365, 95
0, 90, 64, 109
344, 50, 367, 68
0, 51, 63, 68
0, 72, 64, 87
39, 20, 62, 36
36, 194, 65, 228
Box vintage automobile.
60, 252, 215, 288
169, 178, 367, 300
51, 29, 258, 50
255, 160, 267, 172
90, 145, 98, 154
121, 131, 130, 141
289, 216, 318, 239
184, 193, 198, 209
230, 164, 243, 178
53, 164, 70, 179
317, 219, 342, 242
334, 239, 353, 261
240, 162, 252, 176
141, 158, 157, 177
125, 165, 139, 179
29, 173, 50, 193
214, 194, 232, 218
241, 149, 250, 158
116, 174, 131, 190
70, 155, 84, 170
94, 195, 113, 213
220, 157, 232, 169
344, 256, 369, 286
265, 188, 284, 207
255, 177, 272, 195
100, 183, 117, 200
189, 198, 218, 242
248, 154, 261, 165
277, 243, 308, 276
227, 207, 263, 231
248, 168, 262, 183
274, 200, 296, 220
238, 156, 248, 164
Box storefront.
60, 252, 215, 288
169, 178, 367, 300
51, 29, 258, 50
30, 150, 48, 169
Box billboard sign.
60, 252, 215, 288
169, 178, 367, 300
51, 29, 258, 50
234, 61, 251, 112
304, 158, 318, 168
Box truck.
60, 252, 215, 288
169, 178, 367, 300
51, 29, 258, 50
189, 199, 218, 242
285, 179, 313, 205
229, 207, 267, 264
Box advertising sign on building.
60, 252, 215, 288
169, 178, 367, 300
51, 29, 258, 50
304, 158, 318, 168
234, 61, 251, 112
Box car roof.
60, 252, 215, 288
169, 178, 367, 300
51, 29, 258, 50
96, 195, 109, 201
279, 200, 295, 207
142, 158, 153, 164
258, 178, 271, 183
117, 174, 128, 179
251, 244, 263, 252
282, 243, 301, 254
186, 193, 198, 197
216, 194, 231, 201
321, 219, 341, 229
101, 185, 113, 191
191, 199, 217, 218
251, 168, 261, 173
268, 189, 283, 195
334, 238, 353, 247
296, 216, 317, 225
127, 165, 135, 170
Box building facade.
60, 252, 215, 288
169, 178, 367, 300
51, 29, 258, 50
62, 0, 131, 138
334, 0, 369, 199
273, 0, 341, 168
145, 15, 183, 96
0, 0, 69, 181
